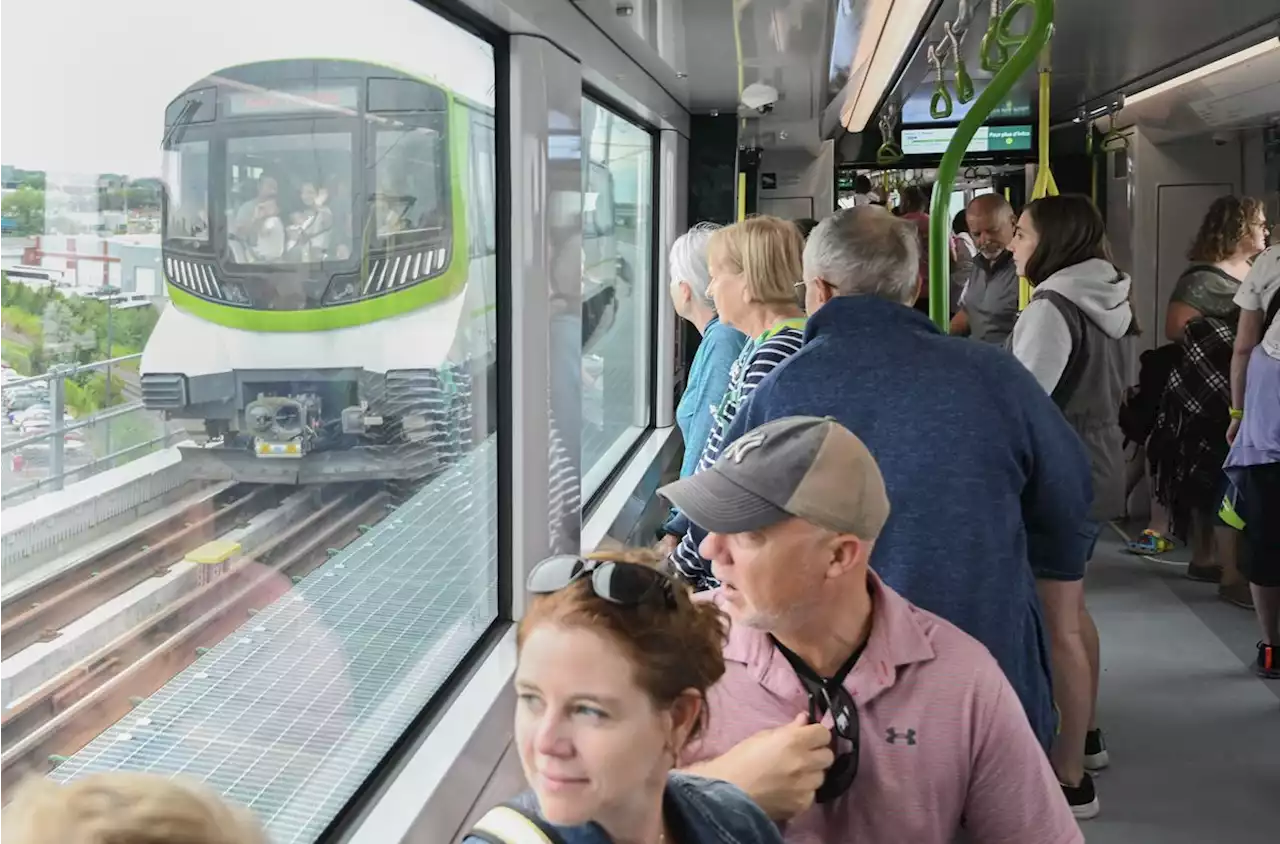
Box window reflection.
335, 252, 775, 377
580, 99, 653, 485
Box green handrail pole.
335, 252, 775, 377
927, 0, 1055, 331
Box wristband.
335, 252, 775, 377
1229, 407, 1244, 421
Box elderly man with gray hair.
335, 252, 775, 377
672, 206, 1094, 753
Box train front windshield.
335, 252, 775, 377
162, 75, 451, 312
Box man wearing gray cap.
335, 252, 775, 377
663, 416, 1081, 844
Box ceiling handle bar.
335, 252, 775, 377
928, 44, 954, 118
945, 21, 976, 104
877, 105, 904, 165
928, 0, 1055, 331
980, 0, 1008, 71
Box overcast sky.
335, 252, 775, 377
1, 0, 495, 179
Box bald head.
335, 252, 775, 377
965, 194, 1015, 260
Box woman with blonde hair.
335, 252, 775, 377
665, 216, 808, 589
3, 772, 269, 844
463, 549, 782, 844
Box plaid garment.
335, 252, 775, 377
1147, 315, 1235, 538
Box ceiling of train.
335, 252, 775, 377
582, 0, 1280, 150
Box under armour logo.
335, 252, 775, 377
885, 727, 917, 745
721, 431, 766, 464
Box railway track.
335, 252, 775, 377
1, 483, 283, 660
0, 483, 392, 796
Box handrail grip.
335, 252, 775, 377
927, 0, 1055, 330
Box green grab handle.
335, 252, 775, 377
930, 83, 954, 119
980, 27, 1008, 71
955, 57, 976, 103
876, 141, 904, 166
928, 0, 1055, 332
997, 0, 1038, 49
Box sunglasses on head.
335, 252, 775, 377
808, 682, 860, 804
527, 555, 677, 609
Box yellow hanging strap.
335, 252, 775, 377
1020, 58, 1058, 311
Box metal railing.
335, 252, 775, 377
1, 354, 184, 503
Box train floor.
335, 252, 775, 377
1085, 522, 1278, 843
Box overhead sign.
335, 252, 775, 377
900, 124, 1033, 156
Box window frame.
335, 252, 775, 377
578, 88, 660, 506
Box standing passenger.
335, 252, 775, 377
677, 206, 1093, 753
660, 223, 748, 549
1224, 243, 1280, 678
462, 551, 784, 844
666, 216, 808, 588
663, 416, 1083, 843
950, 194, 1019, 344
1008, 194, 1138, 818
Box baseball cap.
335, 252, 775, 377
659, 416, 890, 538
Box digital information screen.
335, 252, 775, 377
900, 124, 1033, 156
226, 86, 359, 116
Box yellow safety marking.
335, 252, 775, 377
185, 539, 242, 565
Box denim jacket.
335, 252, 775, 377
462, 772, 782, 844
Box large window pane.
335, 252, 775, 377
580, 99, 653, 486
1, 2, 499, 841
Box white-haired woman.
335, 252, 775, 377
659, 223, 749, 550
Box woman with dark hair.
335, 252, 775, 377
1144, 197, 1268, 604
1009, 193, 1137, 820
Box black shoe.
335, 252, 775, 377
1084, 728, 1110, 771
1185, 563, 1222, 583
1257, 642, 1280, 679
1061, 772, 1100, 820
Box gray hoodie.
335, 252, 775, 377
1010, 258, 1133, 394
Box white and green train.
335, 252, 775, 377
142, 58, 619, 483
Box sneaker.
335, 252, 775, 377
1257, 642, 1280, 679
1061, 772, 1100, 820
1126, 530, 1174, 555
1184, 562, 1222, 583
1084, 729, 1110, 771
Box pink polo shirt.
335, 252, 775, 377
684, 572, 1082, 844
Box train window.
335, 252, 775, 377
2, 2, 499, 842
580, 98, 654, 489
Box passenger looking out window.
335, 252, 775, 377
461, 551, 784, 844
659, 223, 748, 552
665, 217, 807, 586
661, 416, 1083, 843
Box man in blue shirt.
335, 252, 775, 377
675, 207, 1093, 750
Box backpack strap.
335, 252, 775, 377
467, 803, 568, 844
1034, 289, 1088, 409
1264, 286, 1280, 331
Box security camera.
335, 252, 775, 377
1212, 131, 1232, 146
741, 82, 779, 114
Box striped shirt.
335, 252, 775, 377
669, 321, 806, 587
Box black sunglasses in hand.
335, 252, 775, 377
809, 682, 860, 804
527, 554, 677, 609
